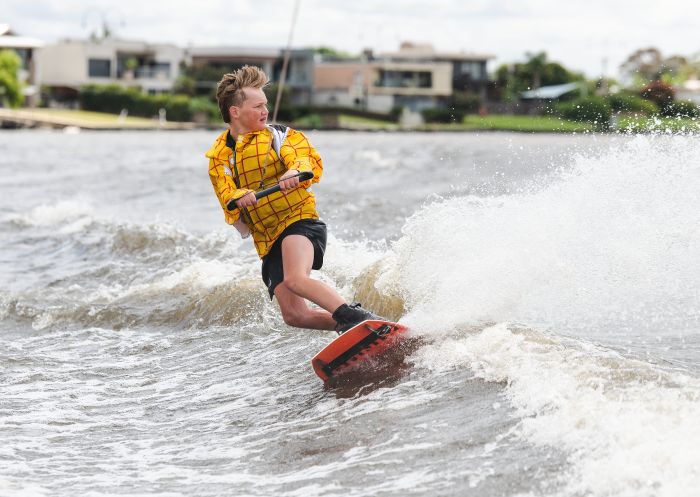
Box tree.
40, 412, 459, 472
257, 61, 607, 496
640, 80, 675, 110
0, 49, 24, 108
620, 47, 688, 86
495, 52, 584, 101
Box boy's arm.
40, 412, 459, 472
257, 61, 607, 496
208, 157, 255, 217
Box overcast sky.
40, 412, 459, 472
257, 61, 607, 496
5, 0, 698, 78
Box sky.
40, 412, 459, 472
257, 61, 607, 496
4, 0, 699, 79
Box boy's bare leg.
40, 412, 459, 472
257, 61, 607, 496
274, 284, 336, 330
275, 234, 345, 329
281, 235, 345, 311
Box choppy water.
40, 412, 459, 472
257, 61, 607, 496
1, 129, 699, 497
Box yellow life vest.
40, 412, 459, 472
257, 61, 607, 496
206, 126, 323, 258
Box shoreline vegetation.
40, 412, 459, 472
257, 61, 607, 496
1, 107, 698, 133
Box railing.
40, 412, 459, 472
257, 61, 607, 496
134, 67, 170, 80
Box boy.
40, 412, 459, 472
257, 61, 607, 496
206, 65, 379, 333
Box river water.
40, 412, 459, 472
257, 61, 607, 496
1, 129, 699, 497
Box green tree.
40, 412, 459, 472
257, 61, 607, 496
0, 49, 24, 108
495, 52, 584, 101
313, 46, 354, 60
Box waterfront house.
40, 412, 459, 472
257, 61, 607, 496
38, 38, 184, 104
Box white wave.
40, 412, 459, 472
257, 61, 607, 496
411, 323, 700, 497
5, 199, 96, 228
385, 134, 700, 336
351, 149, 399, 170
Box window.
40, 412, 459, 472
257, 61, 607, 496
460, 61, 484, 79
88, 58, 111, 78
376, 70, 433, 88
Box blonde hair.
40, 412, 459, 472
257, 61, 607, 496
216, 65, 269, 123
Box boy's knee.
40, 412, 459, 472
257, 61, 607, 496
283, 274, 307, 294
280, 306, 306, 327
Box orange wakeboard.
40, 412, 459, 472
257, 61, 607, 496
311, 320, 409, 381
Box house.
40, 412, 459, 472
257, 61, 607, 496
38, 38, 184, 102
187, 47, 315, 106
380, 42, 494, 98
0, 24, 43, 106
520, 82, 582, 100
313, 42, 493, 114
314, 58, 452, 113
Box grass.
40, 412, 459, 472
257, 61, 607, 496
414, 114, 594, 132
34, 108, 157, 125
0, 107, 194, 129
615, 115, 700, 133
296, 112, 595, 133
338, 114, 398, 129
459, 114, 594, 132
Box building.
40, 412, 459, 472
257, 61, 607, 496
314, 58, 452, 113
380, 42, 494, 97
38, 38, 184, 101
187, 47, 315, 106
520, 82, 582, 100
313, 42, 494, 114
0, 24, 43, 107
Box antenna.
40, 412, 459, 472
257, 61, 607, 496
271, 0, 302, 123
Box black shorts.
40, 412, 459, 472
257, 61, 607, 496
261, 219, 327, 299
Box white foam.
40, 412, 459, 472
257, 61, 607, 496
385, 135, 700, 336
351, 149, 399, 170
375, 135, 700, 495
411, 323, 700, 496
6, 199, 96, 227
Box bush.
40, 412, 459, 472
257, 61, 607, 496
640, 81, 675, 110
660, 99, 700, 118
421, 107, 466, 123
389, 106, 403, 121
608, 93, 659, 115
554, 96, 611, 128
79, 84, 195, 121
162, 95, 191, 122
189, 96, 219, 122
313, 106, 398, 122
450, 92, 482, 114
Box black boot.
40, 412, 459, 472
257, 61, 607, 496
332, 302, 383, 334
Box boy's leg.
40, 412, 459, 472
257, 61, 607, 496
280, 234, 345, 312
273, 234, 341, 330
274, 284, 336, 330
276, 233, 382, 332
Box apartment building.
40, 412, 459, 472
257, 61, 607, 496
313, 42, 493, 113
314, 59, 452, 113
38, 38, 184, 100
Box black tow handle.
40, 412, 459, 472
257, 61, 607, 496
226, 171, 314, 211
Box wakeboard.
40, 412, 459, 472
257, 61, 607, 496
311, 320, 409, 381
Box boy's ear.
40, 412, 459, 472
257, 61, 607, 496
229, 105, 238, 120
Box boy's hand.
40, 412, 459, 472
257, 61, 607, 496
278, 170, 301, 192
235, 192, 257, 208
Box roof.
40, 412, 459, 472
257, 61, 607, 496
0, 24, 43, 49
381, 50, 495, 62
188, 46, 281, 58
379, 41, 494, 62
521, 82, 581, 100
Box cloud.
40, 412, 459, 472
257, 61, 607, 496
5, 0, 700, 77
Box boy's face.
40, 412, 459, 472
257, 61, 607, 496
231, 87, 269, 132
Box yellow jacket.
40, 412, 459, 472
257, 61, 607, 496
206, 127, 323, 258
